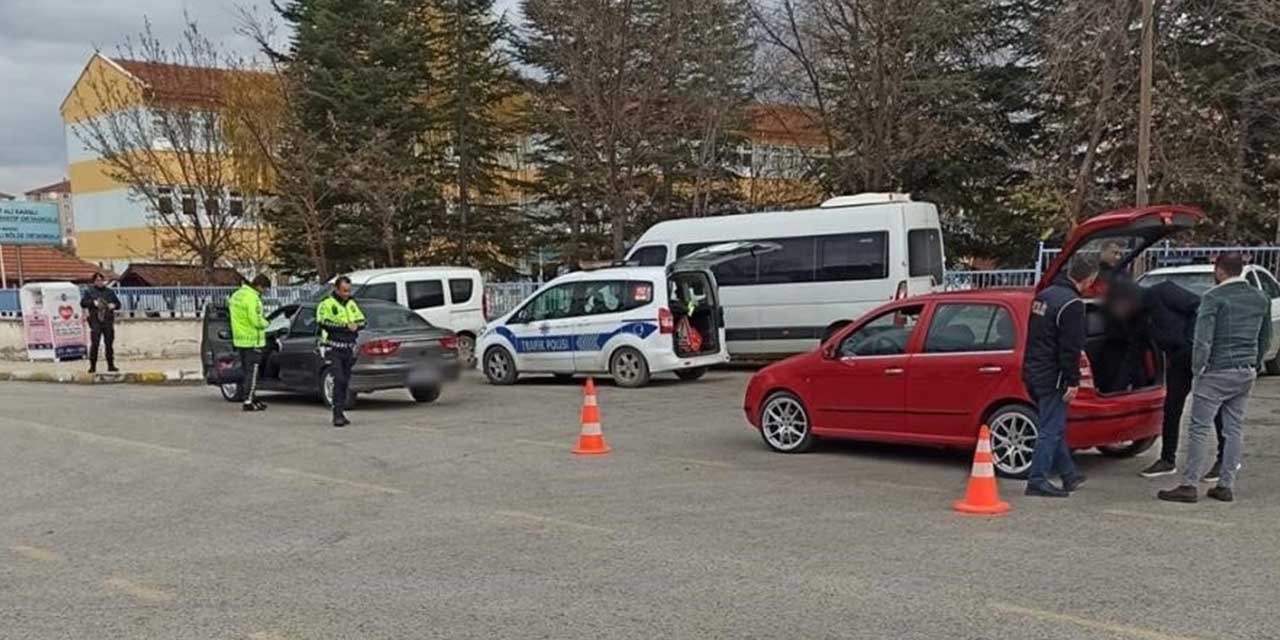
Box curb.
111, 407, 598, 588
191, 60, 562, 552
0, 369, 203, 386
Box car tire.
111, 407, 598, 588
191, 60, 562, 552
456, 333, 477, 368
675, 367, 707, 381
410, 385, 441, 403
609, 347, 651, 388
1266, 356, 1280, 376
483, 347, 518, 385
319, 367, 357, 409
1096, 436, 1157, 458
987, 404, 1039, 479
219, 382, 242, 402
759, 391, 815, 453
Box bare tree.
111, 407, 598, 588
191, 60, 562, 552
70, 18, 258, 281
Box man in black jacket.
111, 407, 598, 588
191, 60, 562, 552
1106, 282, 1225, 479
80, 272, 120, 373
1022, 255, 1098, 497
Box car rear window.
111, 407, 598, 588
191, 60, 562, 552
908, 229, 944, 283
364, 306, 431, 330
449, 278, 475, 304
358, 282, 398, 303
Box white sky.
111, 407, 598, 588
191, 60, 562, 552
0, 0, 522, 195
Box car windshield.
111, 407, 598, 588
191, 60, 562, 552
363, 305, 431, 331
1137, 271, 1215, 295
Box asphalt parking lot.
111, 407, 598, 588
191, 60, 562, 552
3, 370, 1280, 639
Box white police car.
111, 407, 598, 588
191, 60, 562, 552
477, 242, 777, 387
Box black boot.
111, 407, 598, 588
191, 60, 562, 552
107, 362, 119, 373
1025, 482, 1070, 498
1157, 485, 1198, 503
88, 362, 97, 374
333, 414, 350, 428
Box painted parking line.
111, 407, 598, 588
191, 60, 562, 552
991, 602, 1204, 640
10, 545, 61, 563
1101, 509, 1235, 529
494, 509, 617, 535
858, 479, 950, 494
104, 577, 176, 603
655, 455, 737, 469
272, 468, 404, 496
0, 417, 189, 455
248, 632, 292, 640
512, 438, 566, 450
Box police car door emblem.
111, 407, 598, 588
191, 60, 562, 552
538, 323, 551, 335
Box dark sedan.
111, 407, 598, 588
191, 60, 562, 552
202, 299, 461, 407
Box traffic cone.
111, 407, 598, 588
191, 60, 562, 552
572, 378, 611, 455
953, 425, 1010, 516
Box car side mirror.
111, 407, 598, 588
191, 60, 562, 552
821, 341, 838, 360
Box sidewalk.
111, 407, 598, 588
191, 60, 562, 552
0, 357, 202, 385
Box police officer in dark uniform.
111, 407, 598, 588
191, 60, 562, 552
1022, 254, 1099, 497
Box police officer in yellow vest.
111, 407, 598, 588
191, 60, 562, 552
317, 276, 366, 427
229, 274, 272, 412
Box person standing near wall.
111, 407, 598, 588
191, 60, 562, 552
80, 272, 120, 373
229, 274, 272, 412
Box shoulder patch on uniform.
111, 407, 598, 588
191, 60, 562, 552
1031, 300, 1047, 316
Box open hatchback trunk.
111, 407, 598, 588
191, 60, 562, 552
1043, 205, 1204, 395
667, 241, 780, 358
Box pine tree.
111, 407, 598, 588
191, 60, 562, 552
273, 0, 441, 273
424, 0, 526, 276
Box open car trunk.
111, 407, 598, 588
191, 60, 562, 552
669, 271, 721, 358
1084, 302, 1163, 395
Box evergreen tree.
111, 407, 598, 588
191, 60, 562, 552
425, 0, 526, 276
273, 0, 441, 273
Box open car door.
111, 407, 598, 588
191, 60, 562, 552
1039, 205, 1203, 293
201, 302, 241, 384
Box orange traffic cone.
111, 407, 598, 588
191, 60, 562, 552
953, 425, 1010, 516
572, 378, 611, 455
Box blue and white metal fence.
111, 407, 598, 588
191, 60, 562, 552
2, 245, 1278, 319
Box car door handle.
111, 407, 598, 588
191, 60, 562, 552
884, 367, 904, 376
978, 365, 1003, 374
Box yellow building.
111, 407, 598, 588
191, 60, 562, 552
60, 54, 265, 274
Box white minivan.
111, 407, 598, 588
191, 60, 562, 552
624, 193, 945, 357
476, 243, 775, 387
342, 267, 485, 364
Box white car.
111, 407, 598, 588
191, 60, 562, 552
1137, 263, 1280, 372
477, 243, 776, 387
338, 267, 485, 364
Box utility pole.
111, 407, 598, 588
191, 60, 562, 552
1136, 0, 1155, 207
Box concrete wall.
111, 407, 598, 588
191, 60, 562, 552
0, 318, 201, 361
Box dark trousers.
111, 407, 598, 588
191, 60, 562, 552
238, 348, 262, 406
1161, 351, 1224, 464
326, 347, 355, 419
1028, 389, 1077, 485
89, 322, 115, 367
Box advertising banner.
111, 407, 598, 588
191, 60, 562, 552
20, 282, 88, 361
0, 201, 62, 245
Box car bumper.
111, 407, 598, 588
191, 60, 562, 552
1065, 390, 1164, 449
648, 349, 731, 374
350, 359, 461, 392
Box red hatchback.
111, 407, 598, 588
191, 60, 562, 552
743, 205, 1203, 477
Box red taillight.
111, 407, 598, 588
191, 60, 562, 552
439, 335, 458, 351
658, 307, 674, 334
894, 280, 908, 300
1078, 354, 1094, 390
360, 339, 401, 356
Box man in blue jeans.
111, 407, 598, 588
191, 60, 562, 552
1159, 254, 1271, 503
1022, 255, 1098, 497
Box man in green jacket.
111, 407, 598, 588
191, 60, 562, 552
1159, 254, 1272, 503
229, 274, 272, 412
316, 276, 366, 427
